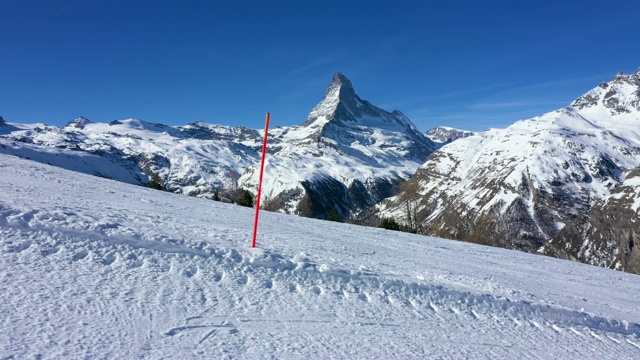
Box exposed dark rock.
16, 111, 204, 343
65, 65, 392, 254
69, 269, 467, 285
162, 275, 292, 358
545, 167, 640, 274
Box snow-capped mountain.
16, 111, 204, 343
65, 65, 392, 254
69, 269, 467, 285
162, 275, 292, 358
0, 73, 436, 219
63, 116, 93, 130
425, 126, 476, 146
379, 69, 640, 256
0, 117, 261, 197
239, 73, 436, 217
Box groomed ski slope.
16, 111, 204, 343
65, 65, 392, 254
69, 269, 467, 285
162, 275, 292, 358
1, 154, 640, 359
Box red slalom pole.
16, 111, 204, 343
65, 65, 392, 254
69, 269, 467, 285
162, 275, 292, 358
252, 113, 270, 248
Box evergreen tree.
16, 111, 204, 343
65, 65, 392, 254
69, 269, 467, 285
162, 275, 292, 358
149, 173, 163, 190
236, 189, 254, 207
378, 217, 401, 231
327, 208, 341, 222
213, 191, 221, 201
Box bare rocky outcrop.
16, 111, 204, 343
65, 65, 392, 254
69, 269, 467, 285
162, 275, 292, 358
545, 167, 640, 274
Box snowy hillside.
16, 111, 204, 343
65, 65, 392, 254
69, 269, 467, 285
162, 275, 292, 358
2, 153, 640, 359
380, 69, 640, 255
0, 117, 261, 198
0, 73, 435, 219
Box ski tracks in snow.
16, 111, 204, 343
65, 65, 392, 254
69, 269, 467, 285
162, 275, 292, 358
2, 155, 640, 358
3, 216, 640, 358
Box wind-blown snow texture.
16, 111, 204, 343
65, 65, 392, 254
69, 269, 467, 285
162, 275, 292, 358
2, 154, 640, 359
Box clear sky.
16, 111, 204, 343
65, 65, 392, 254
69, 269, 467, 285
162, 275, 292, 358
1, 0, 639, 132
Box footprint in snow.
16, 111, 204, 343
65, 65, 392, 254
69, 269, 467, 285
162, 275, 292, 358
183, 266, 198, 278
263, 279, 273, 289
72, 250, 89, 261
40, 246, 61, 257
212, 272, 223, 282
101, 254, 117, 266
6, 241, 32, 253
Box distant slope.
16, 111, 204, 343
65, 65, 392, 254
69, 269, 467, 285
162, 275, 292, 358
425, 126, 476, 146
380, 69, 640, 255
2, 153, 640, 358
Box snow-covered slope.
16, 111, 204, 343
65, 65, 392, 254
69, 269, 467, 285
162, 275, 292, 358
0, 73, 435, 219
0, 117, 260, 198
379, 69, 640, 253
2, 153, 640, 359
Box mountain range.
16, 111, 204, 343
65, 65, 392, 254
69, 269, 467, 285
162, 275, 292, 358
379, 69, 640, 272
2, 69, 640, 274
0, 73, 436, 220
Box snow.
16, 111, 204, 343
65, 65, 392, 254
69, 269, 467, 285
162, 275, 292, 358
2, 153, 640, 359
425, 126, 477, 145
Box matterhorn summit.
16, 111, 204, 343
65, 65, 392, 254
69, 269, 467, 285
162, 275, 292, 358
281, 73, 435, 163
304, 72, 358, 126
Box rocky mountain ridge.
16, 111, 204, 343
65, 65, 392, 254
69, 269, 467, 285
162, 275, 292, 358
379, 69, 640, 260
544, 165, 640, 273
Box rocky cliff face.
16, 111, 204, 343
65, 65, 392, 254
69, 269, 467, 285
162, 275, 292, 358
544, 166, 640, 274
379, 69, 640, 255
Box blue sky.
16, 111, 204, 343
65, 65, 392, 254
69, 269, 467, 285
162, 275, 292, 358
1, 0, 639, 132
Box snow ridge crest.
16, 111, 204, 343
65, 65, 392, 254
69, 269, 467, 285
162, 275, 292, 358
304, 72, 360, 126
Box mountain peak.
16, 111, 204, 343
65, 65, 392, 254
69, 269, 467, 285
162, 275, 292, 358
64, 116, 93, 129
571, 69, 640, 114
0, 116, 5, 126
296, 72, 435, 160
330, 72, 355, 95
325, 72, 358, 106
612, 70, 640, 83
304, 72, 360, 126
